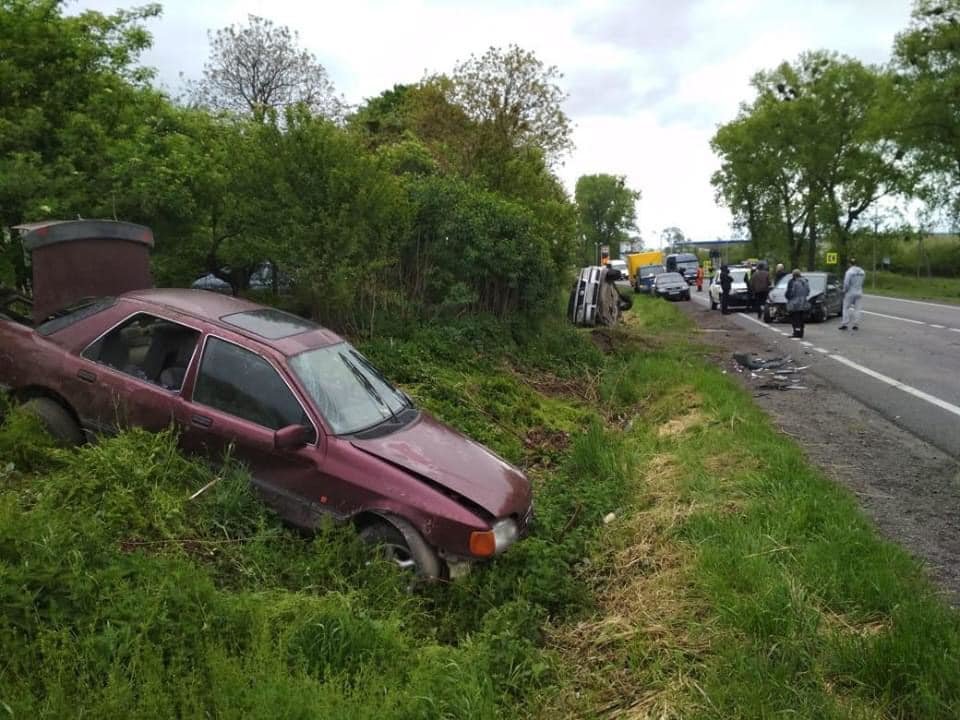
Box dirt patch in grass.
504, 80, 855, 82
514, 368, 597, 403
589, 328, 618, 354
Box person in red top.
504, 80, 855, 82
695, 264, 704, 292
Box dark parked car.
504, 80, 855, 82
0, 220, 533, 579
765, 271, 843, 323
652, 272, 690, 301
634, 264, 665, 294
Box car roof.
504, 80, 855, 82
122, 288, 343, 356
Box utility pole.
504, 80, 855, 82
872, 212, 879, 290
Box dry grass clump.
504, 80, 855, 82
656, 410, 706, 438
820, 610, 890, 639
534, 453, 710, 719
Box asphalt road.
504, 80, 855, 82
685, 288, 960, 459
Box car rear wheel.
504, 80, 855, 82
22, 397, 83, 446
359, 516, 444, 580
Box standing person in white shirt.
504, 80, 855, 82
839, 257, 866, 331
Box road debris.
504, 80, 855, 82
732, 352, 809, 391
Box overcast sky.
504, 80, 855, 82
72, 0, 913, 246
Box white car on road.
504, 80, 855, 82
607, 259, 628, 280
708, 267, 751, 310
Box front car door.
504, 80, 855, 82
181, 335, 336, 529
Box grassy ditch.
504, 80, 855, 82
1, 301, 959, 718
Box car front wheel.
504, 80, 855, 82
359, 516, 444, 580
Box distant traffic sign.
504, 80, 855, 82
826, 252, 838, 265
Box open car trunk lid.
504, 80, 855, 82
14, 220, 154, 323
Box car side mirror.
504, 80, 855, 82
274, 424, 312, 450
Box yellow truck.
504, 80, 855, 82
625, 251, 664, 280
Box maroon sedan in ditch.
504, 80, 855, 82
0, 220, 532, 578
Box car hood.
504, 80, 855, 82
351, 413, 531, 518
658, 281, 686, 290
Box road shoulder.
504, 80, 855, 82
678, 299, 960, 603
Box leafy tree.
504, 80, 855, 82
449, 45, 573, 167
0, 0, 163, 287
711, 116, 785, 259
713, 52, 905, 268
660, 227, 687, 251
191, 14, 342, 120
574, 174, 639, 264
892, 0, 960, 215
348, 82, 471, 176
404, 175, 560, 319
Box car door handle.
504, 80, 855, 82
190, 414, 213, 428
77, 369, 97, 383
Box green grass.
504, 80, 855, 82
2, 301, 959, 718
864, 270, 960, 304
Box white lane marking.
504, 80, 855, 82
930, 324, 946, 329
864, 294, 960, 310
800, 341, 813, 347
861, 310, 927, 325
828, 354, 960, 420
734, 313, 794, 338
697, 293, 960, 421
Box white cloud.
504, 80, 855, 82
72, 0, 913, 242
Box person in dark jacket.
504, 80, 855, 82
719, 265, 732, 314
784, 268, 810, 338
750, 261, 772, 319
773, 263, 787, 284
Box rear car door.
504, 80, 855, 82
181, 335, 335, 529
62, 312, 200, 435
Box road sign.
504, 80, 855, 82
825, 252, 838, 265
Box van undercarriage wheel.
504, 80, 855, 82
22, 397, 83, 446
359, 516, 444, 580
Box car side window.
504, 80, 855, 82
193, 337, 311, 432
82, 313, 199, 391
